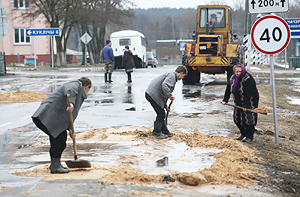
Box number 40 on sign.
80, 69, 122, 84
251, 15, 291, 55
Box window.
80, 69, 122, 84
14, 28, 30, 44
141, 37, 146, 46
13, 0, 29, 9
119, 38, 131, 46
199, 8, 225, 28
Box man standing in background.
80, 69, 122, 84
102, 40, 115, 83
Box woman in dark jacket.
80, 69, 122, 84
32, 77, 92, 173
222, 63, 259, 142
121, 45, 135, 83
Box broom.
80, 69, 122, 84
224, 102, 268, 115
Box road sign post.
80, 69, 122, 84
0, 2, 9, 54
26, 28, 60, 68
251, 15, 291, 145
80, 32, 92, 66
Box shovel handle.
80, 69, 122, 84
224, 102, 252, 112
67, 94, 78, 160
165, 100, 173, 125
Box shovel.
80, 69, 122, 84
65, 94, 91, 168
223, 102, 268, 115
165, 100, 173, 125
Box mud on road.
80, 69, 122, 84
246, 71, 300, 197
1, 65, 300, 196
219, 69, 300, 197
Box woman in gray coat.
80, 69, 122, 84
32, 77, 92, 173
145, 66, 187, 138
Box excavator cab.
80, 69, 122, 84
197, 6, 232, 44
200, 8, 225, 29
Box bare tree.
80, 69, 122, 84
23, 0, 80, 66
76, 0, 133, 64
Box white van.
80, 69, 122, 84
110, 30, 147, 69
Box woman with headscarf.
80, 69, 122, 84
222, 63, 259, 142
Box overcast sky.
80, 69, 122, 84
132, 0, 244, 9
132, 0, 295, 10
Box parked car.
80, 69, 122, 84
146, 52, 158, 68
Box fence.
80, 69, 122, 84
288, 57, 300, 69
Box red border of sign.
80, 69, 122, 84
251, 15, 291, 55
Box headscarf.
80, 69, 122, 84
233, 63, 246, 91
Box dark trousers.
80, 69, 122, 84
235, 123, 255, 140
145, 93, 166, 133
32, 117, 67, 158
126, 72, 132, 82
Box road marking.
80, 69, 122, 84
22, 115, 32, 119
0, 122, 13, 127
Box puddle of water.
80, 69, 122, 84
180, 113, 201, 118
182, 87, 201, 98
133, 142, 222, 175
12, 138, 223, 176
286, 96, 300, 105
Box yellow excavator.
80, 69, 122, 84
182, 5, 243, 85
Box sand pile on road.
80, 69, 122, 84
0, 90, 47, 103
126, 190, 171, 196
72, 126, 152, 142
14, 127, 261, 187
172, 129, 260, 186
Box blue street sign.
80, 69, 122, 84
180, 42, 186, 48
284, 18, 300, 38
26, 28, 60, 36
285, 19, 300, 30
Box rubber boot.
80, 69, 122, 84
127, 72, 132, 83
162, 121, 174, 137
50, 157, 70, 174
151, 122, 167, 139
108, 73, 113, 83
105, 73, 108, 83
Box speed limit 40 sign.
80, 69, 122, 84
251, 15, 291, 55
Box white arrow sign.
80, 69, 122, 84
249, 0, 289, 14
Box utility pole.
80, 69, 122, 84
245, 0, 252, 35
245, 0, 249, 35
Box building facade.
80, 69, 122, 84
1, 0, 53, 65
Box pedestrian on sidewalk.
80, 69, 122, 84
121, 45, 135, 83
145, 66, 187, 138
102, 40, 115, 83
32, 77, 92, 173
222, 63, 259, 142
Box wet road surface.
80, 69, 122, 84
0, 65, 272, 196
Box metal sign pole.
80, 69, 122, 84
285, 48, 287, 69
270, 55, 279, 145
247, 35, 251, 71
85, 43, 87, 67
51, 36, 54, 68
1, 8, 4, 53
34, 36, 36, 69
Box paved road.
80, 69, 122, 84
1, 65, 274, 196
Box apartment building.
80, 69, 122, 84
1, 0, 53, 65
